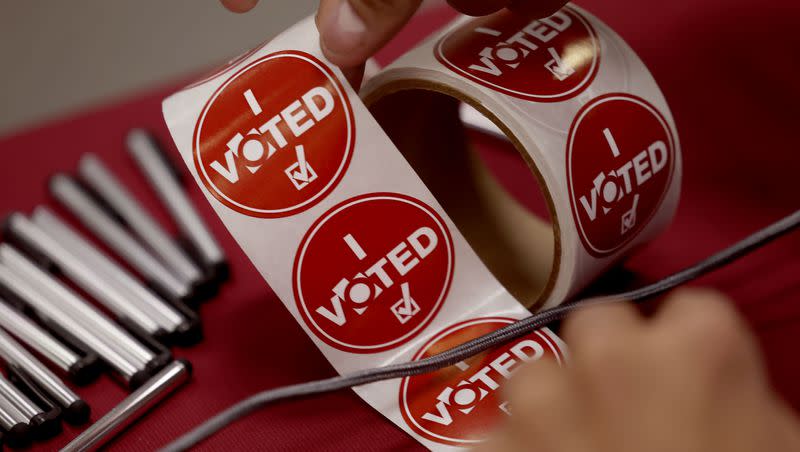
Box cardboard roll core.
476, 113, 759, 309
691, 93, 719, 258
366, 82, 559, 310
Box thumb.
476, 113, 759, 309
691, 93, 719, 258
316, 0, 423, 68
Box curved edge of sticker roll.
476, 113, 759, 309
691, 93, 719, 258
361, 4, 682, 310
362, 77, 564, 311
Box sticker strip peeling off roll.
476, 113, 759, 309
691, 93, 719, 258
162, 4, 680, 449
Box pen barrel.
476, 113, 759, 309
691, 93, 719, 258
0, 376, 39, 421
0, 328, 81, 410
33, 208, 186, 335
0, 300, 79, 372
62, 360, 191, 452
0, 392, 32, 448
0, 223, 156, 367
127, 130, 227, 277
78, 155, 203, 285
49, 174, 193, 302
0, 260, 142, 380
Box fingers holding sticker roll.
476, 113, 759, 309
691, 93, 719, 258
316, 0, 570, 68
317, 0, 425, 68
222, 0, 572, 86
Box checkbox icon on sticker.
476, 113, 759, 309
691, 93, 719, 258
544, 47, 575, 81
391, 282, 421, 324
620, 194, 640, 235
285, 145, 318, 190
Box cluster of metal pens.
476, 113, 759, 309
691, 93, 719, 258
0, 129, 226, 450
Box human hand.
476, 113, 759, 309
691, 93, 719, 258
220, 0, 569, 84
479, 288, 800, 452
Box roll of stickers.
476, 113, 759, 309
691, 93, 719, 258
163, 4, 680, 449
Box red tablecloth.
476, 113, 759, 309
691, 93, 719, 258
0, 0, 798, 450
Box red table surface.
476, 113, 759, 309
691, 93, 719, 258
1, 0, 798, 450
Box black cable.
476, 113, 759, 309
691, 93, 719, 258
162, 209, 800, 452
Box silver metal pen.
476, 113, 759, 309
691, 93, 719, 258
78, 154, 204, 287
6, 214, 166, 339
0, 299, 81, 376
33, 207, 201, 345
62, 359, 191, 452
0, 257, 150, 389
0, 261, 142, 382
0, 391, 31, 448
0, 373, 60, 439
127, 129, 228, 282
0, 222, 155, 368
0, 375, 39, 421
49, 174, 195, 303
0, 319, 89, 426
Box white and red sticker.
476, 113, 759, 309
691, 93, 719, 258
400, 317, 566, 446
435, 6, 600, 102
567, 93, 676, 257
193, 50, 354, 218
293, 193, 454, 353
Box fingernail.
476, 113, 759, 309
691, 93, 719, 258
319, 0, 367, 57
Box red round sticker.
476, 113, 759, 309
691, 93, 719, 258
193, 51, 354, 218
567, 93, 676, 257
435, 6, 600, 102
293, 193, 454, 353
400, 317, 566, 446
